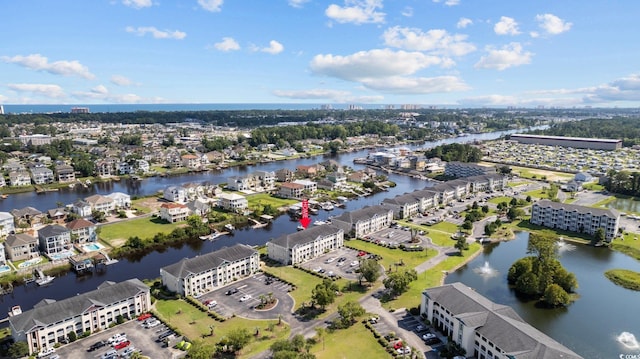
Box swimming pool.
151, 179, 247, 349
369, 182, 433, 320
81, 242, 105, 252
0, 265, 10, 274
18, 257, 43, 268
48, 250, 74, 261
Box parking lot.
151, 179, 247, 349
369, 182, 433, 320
300, 246, 370, 281
196, 274, 294, 320
51, 317, 184, 359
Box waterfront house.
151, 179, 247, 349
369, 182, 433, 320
54, 165, 76, 183
159, 203, 190, 223
331, 205, 394, 238
66, 218, 97, 243
278, 182, 305, 199
85, 194, 116, 214
11, 207, 44, 227
72, 200, 92, 218
187, 198, 212, 217
530, 200, 620, 241
327, 169, 347, 184
163, 185, 188, 203
8, 170, 31, 186
181, 154, 201, 169
0, 211, 16, 237
182, 183, 206, 200
118, 161, 132, 175
160, 244, 259, 297
421, 283, 582, 359
46, 208, 67, 222
275, 168, 295, 183
267, 225, 344, 265
292, 179, 317, 194
217, 192, 248, 213
95, 159, 115, 177
37, 224, 71, 257
254, 170, 276, 191
227, 174, 258, 192
4, 233, 39, 261
296, 164, 324, 178
347, 170, 371, 183
9, 278, 151, 355
107, 192, 131, 209
136, 159, 150, 173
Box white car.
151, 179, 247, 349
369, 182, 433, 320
350, 261, 359, 267
101, 349, 118, 359
422, 333, 436, 341
208, 301, 218, 309
145, 319, 160, 328
325, 257, 336, 263
37, 347, 55, 358
397, 347, 411, 355
107, 333, 126, 344
239, 294, 252, 302
121, 346, 137, 357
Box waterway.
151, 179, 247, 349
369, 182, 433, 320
445, 232, 640, 358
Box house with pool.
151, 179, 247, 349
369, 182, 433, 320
65, 218, 97, 243
37, 225, 72, 260
4, 233, 39, 262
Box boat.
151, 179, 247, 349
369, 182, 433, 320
224, 224, 235, 231
296, 225, 305, 231
36, 275, 55, 286
313, 220, 327, 226
0, 194, 7, 199
321, 202, 334, 211
200, 232, 225, 241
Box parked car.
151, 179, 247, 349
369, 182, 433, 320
239, 294, 252, 302
422, 333, 436, 341
325, 257, 336, 263
397, 347, 411, 355
121, 346, 137, 357
137, 313, 152, 321
37, 347, 55, 358
145, 319, 160, 328
87, 340, 107, 352
225, 288, 239, 295
112, 337, 128, 346
100, 350, 118, 359
357, 251, 367, 257
208, 301, 218, 309
107, 333, 126, 344
114, 340, 131, 350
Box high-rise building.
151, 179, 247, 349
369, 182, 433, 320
70, 107, 90, 114
0, 105, 4, 115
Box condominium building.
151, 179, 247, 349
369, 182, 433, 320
160, 244, 259, 297
9, 278, 151, 355
530, 199, 620, 240
268, 225, 344, 265
332, 205, 394, 238
445, 162, 496, 178
421, 283, 582, 359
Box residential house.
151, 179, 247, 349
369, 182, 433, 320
107, 192, 131, 209
267, 225, 344, 265
204, 150, 225, 164
84, 195, 116, 214
530, 199, 620, 241
327, 169, 347, 184
95, 159, 115, 177
4, 233, 39, 261
181, 154, 201, 169
316, 178, 338, 191
160, 244, 259, 296
159, 203, 190, 223
278, 182, 305, 199
331, 205, 394, 238
136, 159, 150, 173
37, 225, 71, 257
0, 211, 16, 237
254, 170, 276, 191
9, 170, 31, 186
182, 183, 206, 200
11, 207, 44, 227
292, 180, 317, 195
347, 170, 371, 183
187, 198, 212, 217
217, 193, 248, 213
46, 208, 67, 222
421, 283, 582, 359
66, 218, 97, 243
0, 176, 5, 187
9, 279, 151, 355
163, 186, 187, 203
295, 164, 325, 178
275, 168, 295, 182
72, 200, 92, 218
227, 174, 258, 192
55, 165, 76, 183
118, 162, 132, 175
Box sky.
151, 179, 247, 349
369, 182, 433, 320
2, 0, 640, 108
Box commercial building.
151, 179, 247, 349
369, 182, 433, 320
9, 278, 151, 355
160, 244, 259, 297
530, 199, 620, 241
421, 283, 582, 359
267, 225, 344, 265
510, 134, 622, 150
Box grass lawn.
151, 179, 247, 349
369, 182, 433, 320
247, 193, 297, 210
262, 264, 323, 310
311, 323, 389, 359
523, 188, 550, 199
154, 298, 290, 359
507, 165, 574, 181
345, 239, 436, 272
488, 196, 513, 205
381, 243, 481, 310
582, 183, 605, 191
604, 269, 640, 291
99, 216, 181, 244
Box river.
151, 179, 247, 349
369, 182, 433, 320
445, 232, 640, 358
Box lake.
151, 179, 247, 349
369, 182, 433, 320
445, 231, 640, 359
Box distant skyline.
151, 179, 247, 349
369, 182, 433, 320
2, 1, 639, 108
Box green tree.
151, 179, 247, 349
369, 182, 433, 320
8, 341, 29, 358
507, 257, 533, 284
515, 271, 539, 295
593, 227, 606, 245
555, 266, 578, 293
337, 301, 365, 327
225, 328, 252, 353
187, 341, 215, 359
358, 258, 381, 285
543, 283, 570, 307
383, 269, 417, 296
311, 279, 338, 309
507, 207, 525, 220
454, 236, 469, 254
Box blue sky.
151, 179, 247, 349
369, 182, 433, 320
2, 0, 639, 108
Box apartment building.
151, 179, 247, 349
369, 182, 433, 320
268, 225, 344, 265
160, 244, 259, 297
331, 205, 394, 238
445, 162, 496, 178
530, 199, 620, 240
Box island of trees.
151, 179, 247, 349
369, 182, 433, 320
507, 232, 578, 307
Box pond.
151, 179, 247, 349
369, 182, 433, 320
604, 196, 640, 215
445, 231, 640, 359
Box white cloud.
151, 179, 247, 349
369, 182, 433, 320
529, 31, 539, 38
261, 40, 284, 54
459, 94, 518, 106
401, 6, 413, 17
325, 0, 385, 25
433, 0, 460, 6
457, 17, 472, 29
214, 37, 240, 51
310, 49, 449, 81
7, 83, 66, 98
382, 26, 476, 56
361, 75, 470, 94
288, 0, 309, 8
2, 54, 95, 80
536, 14, 572, 35
73, 85, 167, 104
110, 75, 134, 86
474, 43, 532, 70
272, 88, 352, 100
494, 16, 520, 36
0, 94, 7, 102
198, 0, 223, 12
122, 0, 153, 9
126, 26, 186, 39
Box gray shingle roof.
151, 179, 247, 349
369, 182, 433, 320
10, 279, 149, 335
424, 283, 582, 359
332, 205, 390, 224
534, 199, 619, 218
38, 224, 69, 238
5, 233, 37, 247
161, 244, 257, 279
270, 225, 342, 248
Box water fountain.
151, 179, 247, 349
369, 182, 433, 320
473, 261, 498, 277
617, 332, 640, 350
556, 237, 576, 253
